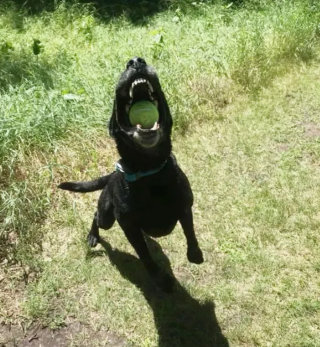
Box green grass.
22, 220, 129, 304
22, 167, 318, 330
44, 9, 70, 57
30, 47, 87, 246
1, 1, 320, 346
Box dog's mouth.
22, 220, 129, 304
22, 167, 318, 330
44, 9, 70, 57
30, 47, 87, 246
118, 75, 163, 148
113, 58, 171, 149
125, 78, 160, 131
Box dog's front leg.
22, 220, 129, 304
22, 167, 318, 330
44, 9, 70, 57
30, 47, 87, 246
180, 207, 204, 264
119, 222, 175, 292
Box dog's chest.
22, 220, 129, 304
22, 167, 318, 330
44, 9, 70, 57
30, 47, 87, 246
136, 183, 179, 225
149, 184, 171, 200
131, 182, 175, 207
120, 180, 175, 214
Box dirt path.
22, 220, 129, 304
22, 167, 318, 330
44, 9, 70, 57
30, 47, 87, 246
1, 322, 128, 347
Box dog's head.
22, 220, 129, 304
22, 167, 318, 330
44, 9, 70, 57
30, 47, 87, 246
109, 58, 173, 167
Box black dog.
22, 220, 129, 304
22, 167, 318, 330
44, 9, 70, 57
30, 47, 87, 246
59, 57, 203, 292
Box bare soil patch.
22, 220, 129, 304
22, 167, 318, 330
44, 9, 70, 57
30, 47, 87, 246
0, 321, 128, 347
302, 121, 320, 138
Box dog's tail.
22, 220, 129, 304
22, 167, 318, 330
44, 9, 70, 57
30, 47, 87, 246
58, 173, 113, 193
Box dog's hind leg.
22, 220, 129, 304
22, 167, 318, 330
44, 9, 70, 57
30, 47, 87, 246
87, 208, 115, 247
87, 212, 100, 247
179, 207, 204, 264
119, 221, 175, 293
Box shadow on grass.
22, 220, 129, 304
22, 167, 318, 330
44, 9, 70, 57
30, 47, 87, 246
0, 52, 54, 91
8, 0, 173, 23
6, 0, 225, 24
89, 237, 229, 347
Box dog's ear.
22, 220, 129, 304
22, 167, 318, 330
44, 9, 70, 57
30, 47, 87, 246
108, 101, 119, 138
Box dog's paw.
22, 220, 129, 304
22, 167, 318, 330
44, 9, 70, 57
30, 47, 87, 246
187, 246, 204, 264
87, 233, 100, 248
154, 271, 175, 293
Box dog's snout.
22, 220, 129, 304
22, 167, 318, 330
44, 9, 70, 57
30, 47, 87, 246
126, 57, 147, 70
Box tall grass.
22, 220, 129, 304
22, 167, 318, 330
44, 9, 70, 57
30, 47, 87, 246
0, 0, 319, 265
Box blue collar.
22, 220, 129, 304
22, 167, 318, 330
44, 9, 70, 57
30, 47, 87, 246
115, 160, 167, 182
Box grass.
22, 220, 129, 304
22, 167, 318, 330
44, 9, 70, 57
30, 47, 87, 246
1, 0, 320, 346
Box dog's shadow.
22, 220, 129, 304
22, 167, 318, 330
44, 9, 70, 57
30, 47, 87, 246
89, 237, 229, 347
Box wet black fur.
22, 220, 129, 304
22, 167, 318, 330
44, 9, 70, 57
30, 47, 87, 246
59, 57, 203, 292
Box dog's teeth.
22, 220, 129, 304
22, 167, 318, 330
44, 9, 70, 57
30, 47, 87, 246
153, 100, 158, 107
148, 90, 155, 101
147, 81, 154, 92
151, 122, 159, 130
130, 79, 150, 98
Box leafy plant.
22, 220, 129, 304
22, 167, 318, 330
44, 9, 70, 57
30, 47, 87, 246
32, 39, 44, 55
149, 28, 165, 59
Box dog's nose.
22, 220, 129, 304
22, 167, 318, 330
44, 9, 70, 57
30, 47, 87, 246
126, 57, 147, 70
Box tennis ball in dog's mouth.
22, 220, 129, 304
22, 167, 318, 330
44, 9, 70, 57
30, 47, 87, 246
129, 101, 159, 129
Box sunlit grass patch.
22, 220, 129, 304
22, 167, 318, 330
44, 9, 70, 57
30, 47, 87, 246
1, 1, 320, 345
17, 63, 320, 346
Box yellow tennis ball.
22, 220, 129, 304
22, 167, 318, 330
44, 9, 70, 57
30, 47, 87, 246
129, 101, 159, 129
